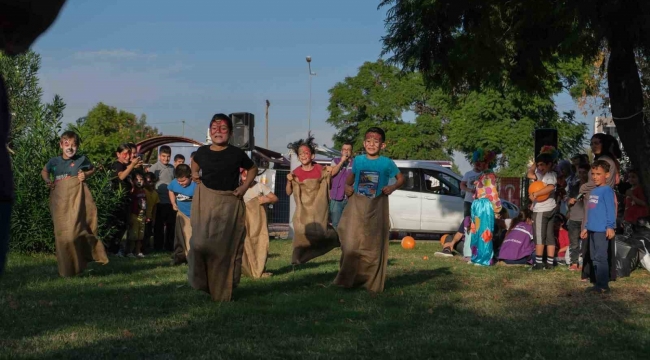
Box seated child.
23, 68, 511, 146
554, 213, 570, 265
498, 209, 535, 265
168, 164, 196, 265
241, 168, 278, 278
436, 217, 470, 257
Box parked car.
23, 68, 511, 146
388, 160, 519, 234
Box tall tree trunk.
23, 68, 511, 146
607, 37, 650, 207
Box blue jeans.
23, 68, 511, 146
0, 202, 11, 275
589, 231, 610, 289
329, 198, 348, 229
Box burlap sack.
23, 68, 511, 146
333, 194, 390, 293
242, 197, 269, 278
291, 170, 340, 264
172, 211, 192, 265
188, 183, 246, 302
49, 177, 108, 277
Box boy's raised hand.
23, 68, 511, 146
77, 170, 86, 182
606, 228, 615, 240
580, 229, 588, 239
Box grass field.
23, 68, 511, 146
1, 240, 650, 359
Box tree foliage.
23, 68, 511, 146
380, 0, 650, 197
327, 60, 587, 175
68, 103, 161, 164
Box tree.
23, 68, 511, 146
327, 60, 452, 161
69, 103, 162, 163
380, 0, 650, 198
0, 50, 47, 144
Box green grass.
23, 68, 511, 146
1, 240, 650, 359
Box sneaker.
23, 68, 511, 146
569, 264, 579, 271
126, 253, 136, 258
434, 248, 454, 257
545, 263, 556, 270
116, 251, 125, 258
531, 263, 545, 271
136, 253, 145, 259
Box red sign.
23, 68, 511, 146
499, 177, 521, 207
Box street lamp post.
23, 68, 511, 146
306, 56, 316, 133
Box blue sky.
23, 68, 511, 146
32, 0, 591, 173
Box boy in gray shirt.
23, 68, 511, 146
148, 145, 175, 251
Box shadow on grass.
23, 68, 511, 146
271, 260, 338, 276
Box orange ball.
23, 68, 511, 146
401, 236, 416, 250
440, 234, 449, 246
528, 181, 549, 202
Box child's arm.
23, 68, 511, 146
168, 190, 178, 211
526, 164, 537, 180
604, 189, 616, 239
190, 160, 201, 184
382, 172, 405, 195
286, 173, 294, 196
235, 164, 258, 198
330, 154, 350, 177
344, 172, 355, 196
41, 165, 53, 187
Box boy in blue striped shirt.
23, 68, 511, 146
580, 160, 616, 294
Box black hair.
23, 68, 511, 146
290, 132, 316, 155
175, 164, 192, 178
190, 151, 197, 159
144, 172, 157, 183
174, 154, 185, 161
591, 159, 611, 173
535, 153, 554, 164
508, 208, 533, 232
578, 163, 591, 172
210, 113, 233, 133
126, 142, 137, 150
592, 133, 622, 160
365, 127, 386, 142
159, 145, 171, 155
116, 143, 131, 154
60, 130, 81, 145
342, 142, 353, 149
133, 169, 146, 180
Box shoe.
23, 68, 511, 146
585, 286, 611, 294
126, 253, 136, 258
116, 251, 124, 258
136, 253, 145, 259
434, 248, 453, 257
531, 263, 545, 271
545, 263, 556, 270
569, 264, 579, 271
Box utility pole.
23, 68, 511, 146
181, 120, 185, 137
265, 100, 270, 149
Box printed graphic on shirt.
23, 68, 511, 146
358, 171, 379, 198
588, 194, 599, 209
176, 193, 192, 202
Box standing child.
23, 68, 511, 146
580, 160, 617, 293
286, 134, 339, 265
498, 209, 535, 265
143, 172, 159, 252
623, 168, 648, 226
469, 149, 502, 266
189, 113, 258, 302
42, 131, 108, 276
461, 157, 486, 217
126, 171, 152, 258
241, 168, 278, 278
173, 154, 185, 168
567, 163, 589, 270
527, 146, 559, 270
168, 164, 196, 265
334, 127, 404, 293
149, 145, 176, 252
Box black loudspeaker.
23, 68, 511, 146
229, 112, 255, 151
534, 128, 558, 158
